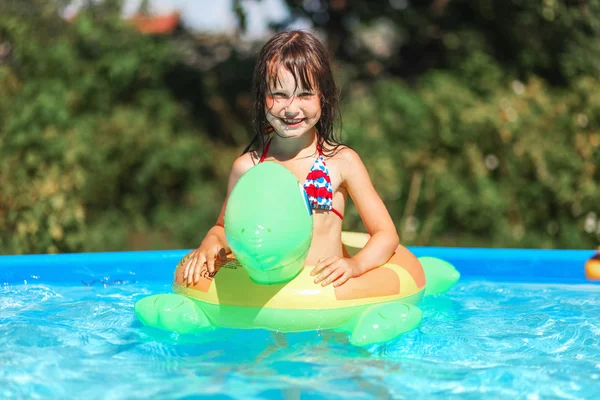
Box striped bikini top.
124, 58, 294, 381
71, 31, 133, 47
259, 137, 344, 220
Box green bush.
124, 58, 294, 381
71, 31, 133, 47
1, 1, 598, 254
342, 56, 600, 248
0, 4, 234, 254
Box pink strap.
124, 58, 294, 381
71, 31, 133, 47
316, 142, 323, 157
331, 208, 344, 220
259, 137, 273, 163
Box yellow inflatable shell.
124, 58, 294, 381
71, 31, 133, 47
172, 232, 426, 310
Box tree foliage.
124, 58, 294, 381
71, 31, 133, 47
1, 0, 598, 254
343, 70, 600, 248
279, 0, 600, 248
282, 0, 600, 82
0, 1, 235, 254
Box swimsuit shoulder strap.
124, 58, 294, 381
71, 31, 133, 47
316, 141, 324, 157
259, 137, 273, 163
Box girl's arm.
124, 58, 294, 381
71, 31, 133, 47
312, 148, 400, 286
343, 148, 400, 273
183, 153, 255, 284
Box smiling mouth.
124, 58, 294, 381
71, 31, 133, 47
281, 118, 305, 126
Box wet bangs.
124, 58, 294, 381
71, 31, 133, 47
266, 52, 319, 93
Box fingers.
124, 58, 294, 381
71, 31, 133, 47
181, 242, 230, 285
191, 254, 207, 284
181, 250, 207, 285
206, 245, 222, 273
311, 256, 339, 276
187, 253, 199, 284
182, 250, 196, 281
313, 264, 333, 283
319, 266, 345, 287
332, 270, 352, 287
185, 252, 203, 285
314, 259, 344, 285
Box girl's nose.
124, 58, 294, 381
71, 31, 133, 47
284, 110, 299, 118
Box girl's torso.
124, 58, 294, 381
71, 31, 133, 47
253, 138, 348, 264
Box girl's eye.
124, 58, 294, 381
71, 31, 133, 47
299, 92, 314, 98
271, 92, 287, 99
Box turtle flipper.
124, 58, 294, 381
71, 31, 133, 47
348, 302, 422, 347
134, 294, 214, 334
419, 256, 460, 296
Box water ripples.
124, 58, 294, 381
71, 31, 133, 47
1, 280, 599, 399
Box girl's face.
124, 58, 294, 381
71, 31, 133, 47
265, 67, 321, 139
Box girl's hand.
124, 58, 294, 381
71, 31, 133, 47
182, 236, 228, 285
310, 257, 361, 287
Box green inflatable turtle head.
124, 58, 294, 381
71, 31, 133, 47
224, 162, 313, 284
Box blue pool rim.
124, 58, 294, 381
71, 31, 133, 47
0, 247, 597, 285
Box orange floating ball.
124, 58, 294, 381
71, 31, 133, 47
585, 250, 600, 281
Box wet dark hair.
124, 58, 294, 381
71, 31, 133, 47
244, 30, 343, 156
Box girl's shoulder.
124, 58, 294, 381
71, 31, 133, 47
243, 138, 269, 161
322, 145, 367, 183
232, 151, 259, 174
322, 144, 362, 164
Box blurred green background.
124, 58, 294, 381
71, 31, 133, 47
1, 0, 599, 255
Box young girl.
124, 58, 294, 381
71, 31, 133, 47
183, 30, 408, 288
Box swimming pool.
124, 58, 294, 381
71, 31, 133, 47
1, 248, 598, 399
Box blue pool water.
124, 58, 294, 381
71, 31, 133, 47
1, 248, 598, 399
2, 277, 599, 399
